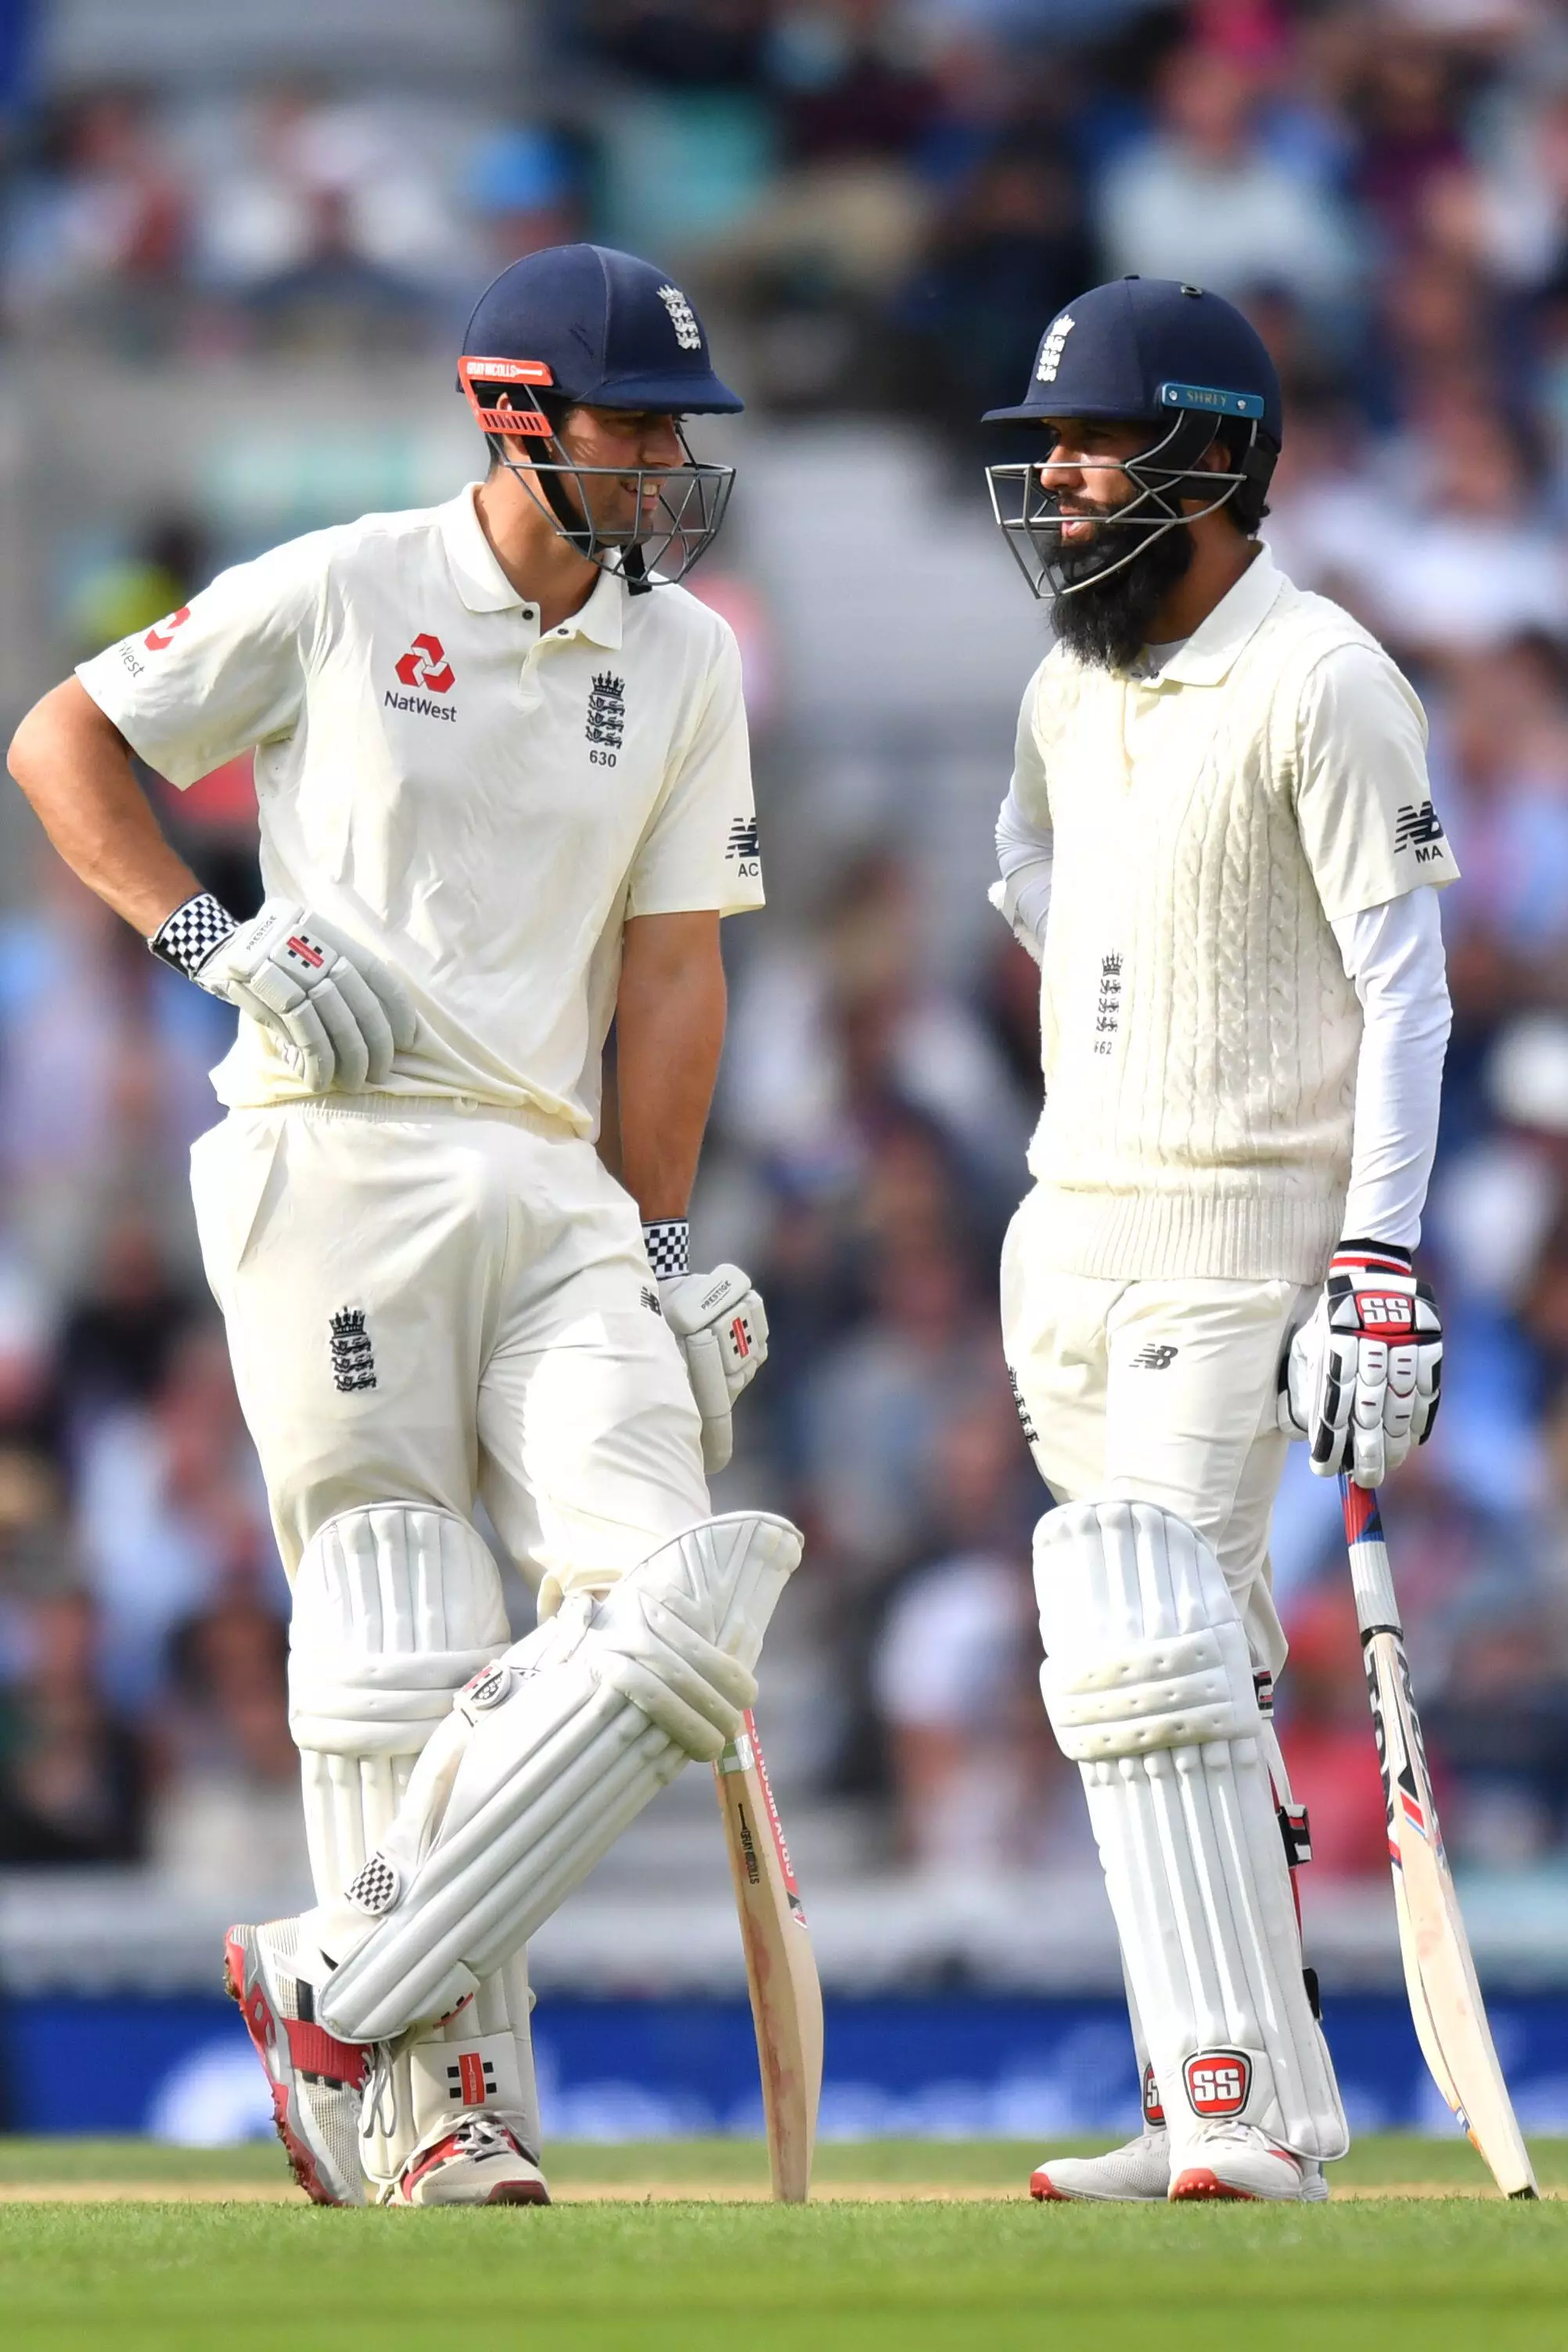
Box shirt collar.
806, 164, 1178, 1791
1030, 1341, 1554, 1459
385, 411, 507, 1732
1147, 543, 1285, 688
437, 484, 625, 649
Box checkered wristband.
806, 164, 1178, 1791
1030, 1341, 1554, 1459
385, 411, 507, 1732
149, 890, 237, 980
642, 1218, 689, 1280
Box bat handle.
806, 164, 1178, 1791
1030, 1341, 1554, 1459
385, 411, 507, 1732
1338, 1472, 1402, 1635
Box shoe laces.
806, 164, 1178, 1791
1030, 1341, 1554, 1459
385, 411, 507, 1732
359, 2041, 400, 2145
1188, 2120, 1295, 2165
451, 2116, 521, 2160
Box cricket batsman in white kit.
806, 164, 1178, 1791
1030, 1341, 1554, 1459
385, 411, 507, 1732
983, 278, 1455, 2202
9, 243, 801, 2206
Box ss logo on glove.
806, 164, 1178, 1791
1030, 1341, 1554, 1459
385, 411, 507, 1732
1278, 1242, 1441, 1489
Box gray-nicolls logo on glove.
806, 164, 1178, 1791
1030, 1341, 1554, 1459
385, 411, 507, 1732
149, 892, 417, 1093
642, 1220, 768, 1475
1278, 1240, 1442, 1489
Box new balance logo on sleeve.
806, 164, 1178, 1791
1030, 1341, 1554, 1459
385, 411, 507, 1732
1131, 1343, 1178, 1369
726, 817, 761, 875
1394, 800, 1445, 859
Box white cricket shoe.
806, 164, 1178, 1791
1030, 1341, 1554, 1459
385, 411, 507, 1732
225, 1920, 372, 2208
385, 2116, 551, 2206
1168, 2122, 1329, 2203
1030, 2127, 1171, 2202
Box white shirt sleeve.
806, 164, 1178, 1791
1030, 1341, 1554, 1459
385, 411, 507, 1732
1331, 888, 1451, 1250
625, 621, 764, 919
987, 664, 1054, 960
989, 783, 1054, 962
73, 535, 324, 786
1294, 639, 1460, 919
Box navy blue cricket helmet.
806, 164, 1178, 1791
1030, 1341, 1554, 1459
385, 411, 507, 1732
459, 243, 742, 589
982, 275, 1282, 601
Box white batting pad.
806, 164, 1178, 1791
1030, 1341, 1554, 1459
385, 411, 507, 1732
315, 1512, 803, 2043
1036, 1499, 1347, 2162
288, 1503, 530, 2184
290, 1503, 510, 1882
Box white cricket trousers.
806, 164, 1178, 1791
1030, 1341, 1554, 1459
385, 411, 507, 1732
1001, 1185, 1315, 1678
189, 1096, 710, 1600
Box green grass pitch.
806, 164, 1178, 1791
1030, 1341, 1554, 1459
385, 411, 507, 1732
2, 2138, 1567, 2352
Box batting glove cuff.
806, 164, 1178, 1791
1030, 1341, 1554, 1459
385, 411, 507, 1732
148, 890, 239, 982
642, 1218, 690, 1281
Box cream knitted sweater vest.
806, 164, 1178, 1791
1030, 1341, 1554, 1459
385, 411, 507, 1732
1027, 579, 1375, 1283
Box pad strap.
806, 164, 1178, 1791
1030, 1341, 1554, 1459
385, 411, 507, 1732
1042, 1624, 1258, 1757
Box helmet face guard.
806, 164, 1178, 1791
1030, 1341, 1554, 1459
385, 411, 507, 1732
985, 401, 1275, 602
459, 354, 734, 592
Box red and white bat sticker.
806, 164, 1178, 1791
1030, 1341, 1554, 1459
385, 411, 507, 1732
718, 1709, 808, 1922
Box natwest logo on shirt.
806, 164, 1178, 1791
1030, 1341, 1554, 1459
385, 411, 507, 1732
394, 633, 455, 692
145, 606, 192, 652
387, 632, 457, 722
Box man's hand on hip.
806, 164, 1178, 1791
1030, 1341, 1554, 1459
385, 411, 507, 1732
659, 1262, 769, 1476
152, 893, 417, 1091
1278, 1240, 1442, 1488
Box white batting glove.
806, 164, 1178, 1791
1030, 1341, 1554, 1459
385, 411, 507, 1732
1278, 1241, 1442, 1489
150, 892, 417, 1092
642, 1223, 767, 1475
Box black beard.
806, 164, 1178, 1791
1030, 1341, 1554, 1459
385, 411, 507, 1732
1049, 520, 1195, 672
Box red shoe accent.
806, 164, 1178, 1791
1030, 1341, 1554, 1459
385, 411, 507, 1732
223, 1931, 351, 2209
402, 2132, 464, 2198
1169, 2167, 1257, 2202
282, 2016, 369, 2089
1029, 2170, 1071, 2201
397, 2125, 549, 2206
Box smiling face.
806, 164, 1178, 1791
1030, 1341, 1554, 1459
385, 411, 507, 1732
494, 392, 685, 544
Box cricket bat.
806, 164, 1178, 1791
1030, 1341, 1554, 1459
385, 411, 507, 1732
714, 1707, 824, 2202
1340, 1476, 1537, 2198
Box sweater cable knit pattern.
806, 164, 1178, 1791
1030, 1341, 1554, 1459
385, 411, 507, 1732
1024, 582, 1380, 1284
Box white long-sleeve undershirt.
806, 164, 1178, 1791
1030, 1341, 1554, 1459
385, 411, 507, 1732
990, 785, 1451, 1250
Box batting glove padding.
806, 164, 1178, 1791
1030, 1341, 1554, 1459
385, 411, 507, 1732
660, 1264, 768, 1476
175, 895, 417, 1092
1278, 1241, 1441, 1489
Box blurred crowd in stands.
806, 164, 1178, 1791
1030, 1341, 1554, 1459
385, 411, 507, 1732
7, 0, 1568, 1922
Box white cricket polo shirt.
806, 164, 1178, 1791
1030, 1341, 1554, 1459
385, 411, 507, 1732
76, 485, 765, 1133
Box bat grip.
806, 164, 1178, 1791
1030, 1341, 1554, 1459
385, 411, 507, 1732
1338, 1472, 1402, 1634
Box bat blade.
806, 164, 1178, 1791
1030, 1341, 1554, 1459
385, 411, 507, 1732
714, 1709, 824, 2203
1343, 1479, 1537, 2199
